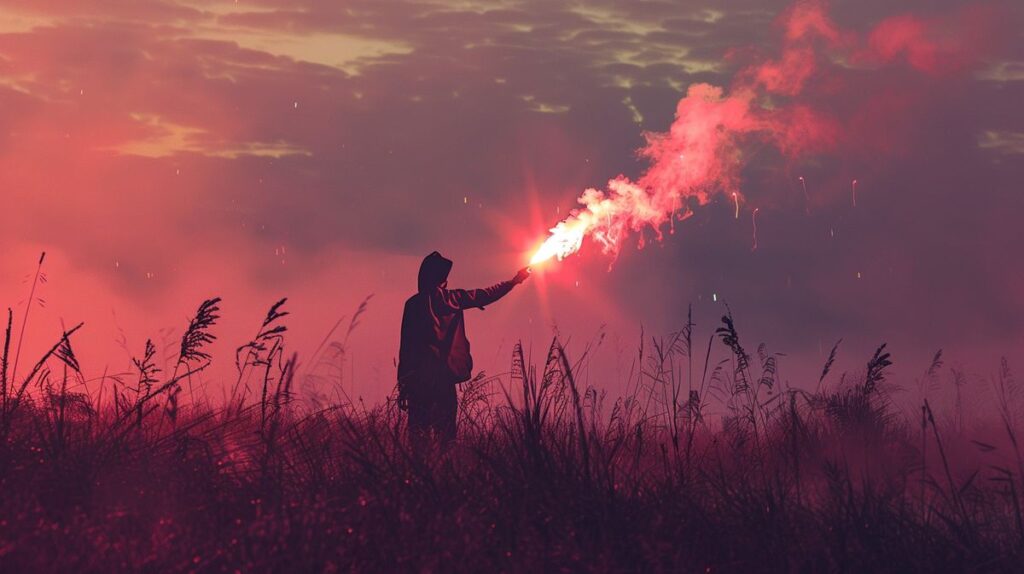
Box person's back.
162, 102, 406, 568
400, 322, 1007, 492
398, 251, 529, 443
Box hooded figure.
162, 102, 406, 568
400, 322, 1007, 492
398, 252, 529, 442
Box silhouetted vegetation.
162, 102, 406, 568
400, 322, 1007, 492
1, 291, 1022, 572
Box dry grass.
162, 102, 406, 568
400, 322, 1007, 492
1, 292, 1023, 572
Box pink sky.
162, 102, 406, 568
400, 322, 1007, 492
1, 1, 1022, 406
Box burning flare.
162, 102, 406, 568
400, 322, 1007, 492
529, 180, 669, 265
530, 219, 587, 265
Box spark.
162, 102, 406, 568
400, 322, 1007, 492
732, 192, 739, 219
751, 208, 760, 251
852, 179, 858, 207
712, 292, 718, 302
463, 196, 468, 204
293, 101, 299, 109
857, 271, 862, 279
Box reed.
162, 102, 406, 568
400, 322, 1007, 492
0, 295, 1021, 571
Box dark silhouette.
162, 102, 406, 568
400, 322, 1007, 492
398, 251, 529, 443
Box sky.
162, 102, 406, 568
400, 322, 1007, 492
0, 0, 1022, 406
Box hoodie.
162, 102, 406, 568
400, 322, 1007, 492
398, 252, 516, 390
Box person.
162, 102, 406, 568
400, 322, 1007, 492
397, 251, 530, 444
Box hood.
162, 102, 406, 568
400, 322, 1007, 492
418, 251, 453, 293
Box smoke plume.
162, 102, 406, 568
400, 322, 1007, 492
529, 0, 1005, 265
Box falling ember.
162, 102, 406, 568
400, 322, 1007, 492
732, 192, 740, 219
751, 208, 760, 251
852, 179, 858, 207
799, 176, 810, 213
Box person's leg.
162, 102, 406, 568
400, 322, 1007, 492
435, 382, 457, 445
408, 406, 426, 453
406, 379, 431, 448
407, 375, 457, 447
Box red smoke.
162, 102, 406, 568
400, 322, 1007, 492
864, 4, 1004, 75
529, 0, 1005, 265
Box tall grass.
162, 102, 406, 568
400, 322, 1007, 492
0, 294, 1022, 571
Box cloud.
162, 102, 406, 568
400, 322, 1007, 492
978, 130, 1024, 155
111, 113, 313, 158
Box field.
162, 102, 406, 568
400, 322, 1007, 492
1, 295, 1023, 572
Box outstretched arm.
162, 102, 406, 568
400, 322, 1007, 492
447, 267, 530, 310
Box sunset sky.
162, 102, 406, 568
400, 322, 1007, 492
1, 0, 1022, 403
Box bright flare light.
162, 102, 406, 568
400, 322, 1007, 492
530, 218, 589, 265
528, 179, 658, 265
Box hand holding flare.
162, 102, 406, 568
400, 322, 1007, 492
513, 267, 531, 284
